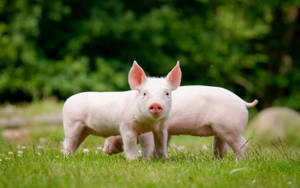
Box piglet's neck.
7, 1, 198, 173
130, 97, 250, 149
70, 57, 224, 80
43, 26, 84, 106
133, 111, 167, 127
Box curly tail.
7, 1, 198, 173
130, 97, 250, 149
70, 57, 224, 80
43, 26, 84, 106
245, 99, 258, 108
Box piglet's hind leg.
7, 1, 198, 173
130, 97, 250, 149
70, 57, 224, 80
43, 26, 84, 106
213, 136, 229, 158
225, 135, 248, 159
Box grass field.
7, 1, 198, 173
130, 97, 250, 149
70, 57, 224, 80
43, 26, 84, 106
0, 101, 299, 188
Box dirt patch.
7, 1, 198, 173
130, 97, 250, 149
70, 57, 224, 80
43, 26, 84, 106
0, 113, 62, 128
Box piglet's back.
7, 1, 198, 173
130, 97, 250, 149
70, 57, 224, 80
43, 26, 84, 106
168, 86, 249, 136
62, 91, 136, 124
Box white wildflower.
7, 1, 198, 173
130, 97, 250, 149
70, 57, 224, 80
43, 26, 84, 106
95, 150, 99, 154
21, 146, 27, 150
170, 144, 185, 151
37, 145, 44, 149
83, 148, 89, 154
202, 145, 208, 151
0, 159, 2, 162
17, 151, 23, 157
55, 155, 59, 159
5, 157, 10, 160
96, 146, 102, 150
287, 181, 292, 185
36, 152, 41, 156
8, 151, 13, 155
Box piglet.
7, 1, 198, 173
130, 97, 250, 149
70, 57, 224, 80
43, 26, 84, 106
103, 86, 258, 159
62, 61, 181, 160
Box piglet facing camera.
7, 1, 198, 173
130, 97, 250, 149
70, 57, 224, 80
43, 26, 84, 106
62, 61, 181, 160
103, 86, 258, 159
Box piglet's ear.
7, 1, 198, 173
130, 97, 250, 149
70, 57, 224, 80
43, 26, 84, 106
128, 60, 147, 90
166, 61, 181, 90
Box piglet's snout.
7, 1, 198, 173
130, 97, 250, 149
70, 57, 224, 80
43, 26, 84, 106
148, 103, 164, 115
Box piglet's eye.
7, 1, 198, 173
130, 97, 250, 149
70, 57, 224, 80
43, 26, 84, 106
143, 92, 147, 96
165, 92, 169, 96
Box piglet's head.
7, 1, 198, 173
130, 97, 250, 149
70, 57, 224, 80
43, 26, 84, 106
128, 60, 181, 120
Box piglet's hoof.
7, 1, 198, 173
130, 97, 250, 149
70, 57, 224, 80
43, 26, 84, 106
126, 155, 138, 161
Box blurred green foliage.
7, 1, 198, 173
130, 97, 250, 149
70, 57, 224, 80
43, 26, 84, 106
0, 0, 299, 110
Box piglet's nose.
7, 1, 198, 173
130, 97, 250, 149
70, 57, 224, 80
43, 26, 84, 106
148, 103, 163, 115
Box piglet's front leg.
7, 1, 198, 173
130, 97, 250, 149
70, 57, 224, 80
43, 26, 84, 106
139, 132, 155, 160
153, 124, 168, 159
120, 126, 138, 161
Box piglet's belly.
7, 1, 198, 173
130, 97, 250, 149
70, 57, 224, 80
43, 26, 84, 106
86, 120, 120, 137
167, 122, 214, 136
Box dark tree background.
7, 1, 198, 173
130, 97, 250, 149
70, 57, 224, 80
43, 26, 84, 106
0, 0, 299, 110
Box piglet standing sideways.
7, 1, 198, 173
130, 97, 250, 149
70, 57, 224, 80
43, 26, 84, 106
103, 86, 258, 159
62, 61, 181, 160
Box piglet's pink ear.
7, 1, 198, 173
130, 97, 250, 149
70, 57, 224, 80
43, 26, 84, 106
166, 61, 181, 90
128, 60, 147, 90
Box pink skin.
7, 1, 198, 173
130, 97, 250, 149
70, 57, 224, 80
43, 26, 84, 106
103, 86, 258, 159
63, 61, 181, 161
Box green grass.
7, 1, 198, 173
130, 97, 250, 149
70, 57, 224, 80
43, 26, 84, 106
0, 127, 299, 188
0, 101, 299, 187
